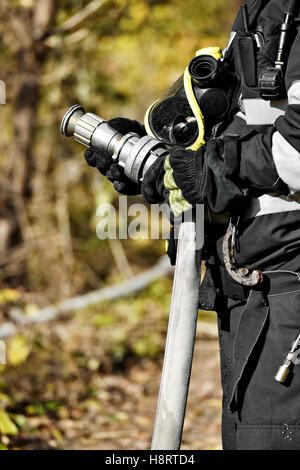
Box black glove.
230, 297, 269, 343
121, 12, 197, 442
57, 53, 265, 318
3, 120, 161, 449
141, 155, 181, 265
84, 118, 146, 195
141, 156, 166, 204
201, 139, 250, 213
169, 140, 250, 214
169, 146, 205, 206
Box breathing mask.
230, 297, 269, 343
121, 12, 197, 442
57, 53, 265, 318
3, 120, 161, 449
144, 47, 238, 150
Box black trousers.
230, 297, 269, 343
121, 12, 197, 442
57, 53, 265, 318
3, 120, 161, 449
217, 270, 300, 450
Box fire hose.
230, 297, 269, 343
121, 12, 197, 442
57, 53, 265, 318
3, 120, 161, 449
61, 105, 203, 449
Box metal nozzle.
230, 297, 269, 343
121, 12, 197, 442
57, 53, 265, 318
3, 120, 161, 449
61, 105, 108, 149
61, 104, 85, 136
60, 105, 169, 183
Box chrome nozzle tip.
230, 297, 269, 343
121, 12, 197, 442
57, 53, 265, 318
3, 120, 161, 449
61, 104, 85, 136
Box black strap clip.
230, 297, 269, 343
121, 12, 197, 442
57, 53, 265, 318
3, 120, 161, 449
259, 0, 299, 101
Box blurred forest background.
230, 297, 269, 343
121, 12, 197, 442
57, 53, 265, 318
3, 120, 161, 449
0, 0, 238, 450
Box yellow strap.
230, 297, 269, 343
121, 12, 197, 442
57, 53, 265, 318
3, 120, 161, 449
183, 47, 223, 150
144, 100, 159, 139
196, 46, 223, 59
183, 67, 205, 150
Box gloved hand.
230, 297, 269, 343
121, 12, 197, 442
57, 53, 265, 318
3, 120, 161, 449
141, 154, 181, 266
141, 145, 205, 211
164, 148, 205, 218
142, 147, 200, 265
166, 140, 250, 215
162, 151, 202, 265
84, 118, 146, 195
201, 139, 250, 213
141, 156, 166, 204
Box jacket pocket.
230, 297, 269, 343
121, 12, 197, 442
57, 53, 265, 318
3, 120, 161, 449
236, 287, 300, 428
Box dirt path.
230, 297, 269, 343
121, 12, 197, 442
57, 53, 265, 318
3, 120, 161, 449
4, 321, 222, 451
64, 328, 222, 450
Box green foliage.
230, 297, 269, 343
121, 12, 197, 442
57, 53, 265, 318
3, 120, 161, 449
86, 277, 172, 362
0, 0, 238, 298
7, 336, 31, 367
0, 0, 236, 450
0, 410, 18, 435
0, 290, 20, 305
131, 333, 162, 357
25, 402, 64, 416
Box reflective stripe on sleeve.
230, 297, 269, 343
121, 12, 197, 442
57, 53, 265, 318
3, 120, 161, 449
272, 131, 300, 191
272, 81, 300, 191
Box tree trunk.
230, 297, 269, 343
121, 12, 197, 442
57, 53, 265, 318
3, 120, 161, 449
0, 0, 56, 253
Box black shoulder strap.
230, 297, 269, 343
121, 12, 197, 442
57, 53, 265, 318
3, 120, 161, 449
232, 0, 270, 32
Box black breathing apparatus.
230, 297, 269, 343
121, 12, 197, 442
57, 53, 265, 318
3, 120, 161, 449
144, 1, 299, 150
187, 55, 235, 127
144, 47, 238, 150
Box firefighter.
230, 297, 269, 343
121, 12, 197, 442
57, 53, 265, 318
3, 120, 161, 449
84, 0, 300, 449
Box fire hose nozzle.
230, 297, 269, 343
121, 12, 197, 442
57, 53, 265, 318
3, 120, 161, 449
61, 105, 168, 184
61, 104, 86, 137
